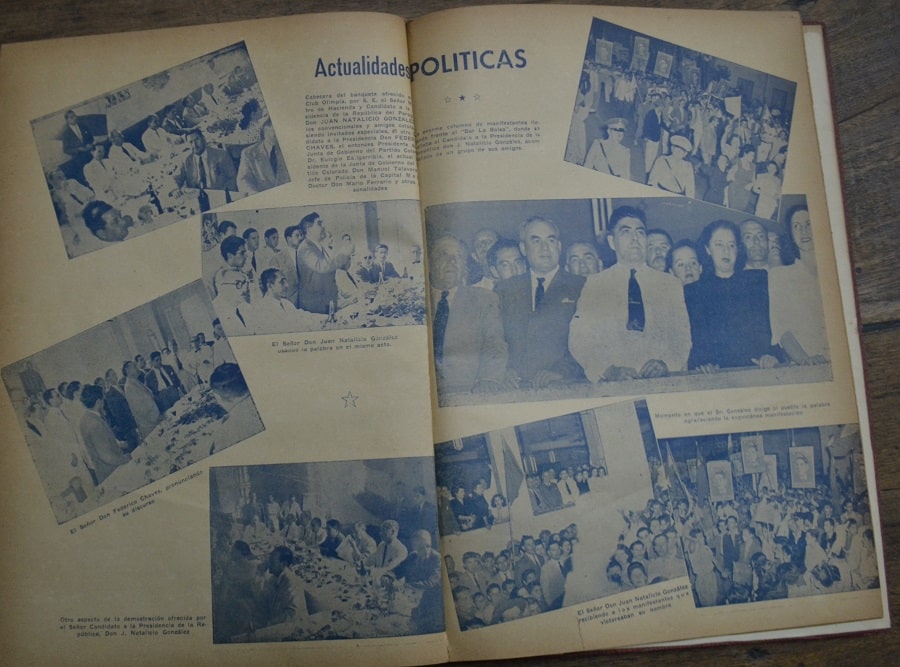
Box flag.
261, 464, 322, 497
501, 435, 525, 508
666, 443, 687, 503
695, 442, 709, 503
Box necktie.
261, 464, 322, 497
198, 156, 208, 189
235, 307, 246, 327
70, 192, 84, 205
122, 146, 134, 161
534, 277, 545, 310
627, 268, 645, 332
252, 253, 257, 272
432, 290, 450, 363
269, 146, 278, 176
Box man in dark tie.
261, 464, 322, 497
429, 235, 508, 397
494, 216, 586, 389
102, 368, 140, 452
241, 227, 262, 299
61, 109, 95, 180
569, 205, 690, 382
176, 128, 237, 192
144, 351, 184, 412
275, 225, 303, 308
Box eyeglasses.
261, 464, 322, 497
609, 127, 625, 132
222, 280, 248, 288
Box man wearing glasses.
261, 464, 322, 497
584, 117, 631, 179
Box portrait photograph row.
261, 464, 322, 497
425, 194, 830, 407
200, 200, 426, 336
565, 18, 797, 222
435, 400, 671, 631
208, 457, 443, 643
32, 42, 288, 259
2, 280, 265, 524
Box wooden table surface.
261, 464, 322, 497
2, 1, 896, 665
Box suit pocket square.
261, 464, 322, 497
561, 298, 576, 304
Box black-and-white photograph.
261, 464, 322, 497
643, 424, 878, 608
200, 200, 426, 336
435, 400, 673, 630
1, 280, 264, 524
208, 457, 443, 643
425, 195, 830, 407
32, 42, 288, 259
565, 18, 797, 221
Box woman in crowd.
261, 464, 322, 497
684, 219, 780, 371
768, 204, 829, 363
490, 494, 511, 524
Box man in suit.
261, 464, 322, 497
296, 212, 352, 314
237, 120, 289, 194
642, 91, 665, 176
144, 351, 184, 412
78, 384, 130, 485
370, 243, 401, 282
429, 235, 508, 396
355, 251, 378, 284
177, 129, 238, 192
102, 369, 140, 452
494, 216, 586, 389
61, 109, 95, 180
540, 542, 567, 610
275, 225, 303, 307
569, 205, 690, 382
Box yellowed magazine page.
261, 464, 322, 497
407, 5, 885, 661
0, 12, 447, 666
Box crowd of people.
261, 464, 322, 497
430, 202, 827, 400
45, 64, 285, 256
445, 522, 580, 629
636, 443, 878, 606
523, 464, 607, 514
567, 41, 792, 219
202, 213, 425, 335
211, 486, 443, 642
17, 322, 241, 504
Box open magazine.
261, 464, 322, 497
0, 5, 888, 665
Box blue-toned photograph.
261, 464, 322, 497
209, 457, 443, 643
645, 424, 878, 607
1, 280, 264, 524
565, 18, 796, 221
200, 200, 426, 336
32, 42, 289, 258
425, 195, 830, 407
435, 400, 668, 631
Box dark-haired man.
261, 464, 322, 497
296, 212, 352, 314
569, 206, 690, 381
82, 200, 133, 243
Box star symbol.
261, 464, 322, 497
459, 95, 466, 101
444, 96, 451, 103
341, 391, 358, 408
474, 93, 481, 101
